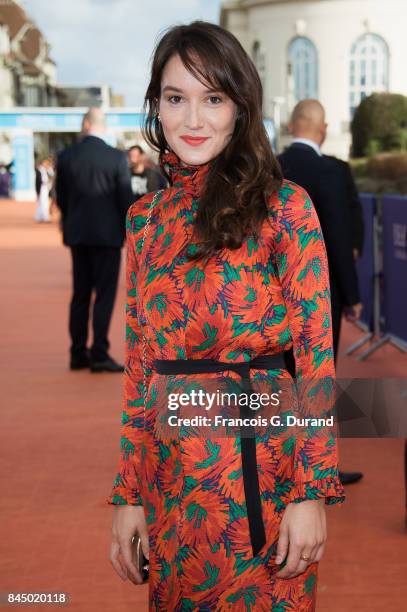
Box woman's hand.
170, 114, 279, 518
110, 505, 149, 585
275, 499, 326, 579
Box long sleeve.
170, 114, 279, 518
273, 181, 345, 506
106, 201, 149, 506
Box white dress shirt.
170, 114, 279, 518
291, 138, 322, 157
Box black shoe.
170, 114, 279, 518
70, 355, 90, 370
90, 356, 124, 373
339, 470, 364, 485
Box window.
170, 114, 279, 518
24, 85, 40, 107
288, 37, 318, 102
349, 33, 389, 116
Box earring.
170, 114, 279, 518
156, 112, 161, 122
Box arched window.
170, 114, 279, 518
252, 40, 266, 91
288, 37, 318, 102
349, 33, 389, 116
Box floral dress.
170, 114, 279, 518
107, 151, 345, 611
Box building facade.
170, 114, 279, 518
221, 0, 407, 158
0, 0, 57, 108
0, 1, 124, 188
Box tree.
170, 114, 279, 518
351, 93, 407, 158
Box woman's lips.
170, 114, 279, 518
180, 136, 209, 146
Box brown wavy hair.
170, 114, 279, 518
143, 21, 283, 263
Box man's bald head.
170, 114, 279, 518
82, 107, 106, 135
288, 99, 327, 146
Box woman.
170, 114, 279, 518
34, 157, 52, 223
107, 21, 345, 611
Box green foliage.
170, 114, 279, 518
351, 93, 407, 158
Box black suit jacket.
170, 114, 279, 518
35, 167, 42, 197
323, 154, 364, 256
278, 142, 360, 307
55, 135, 134, 248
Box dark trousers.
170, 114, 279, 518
69, 245, 121, 362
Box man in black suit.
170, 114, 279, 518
278, 99, 362, 354
56, 107, 133, 372
278, 99, 363, 485
324, 154, 364, 262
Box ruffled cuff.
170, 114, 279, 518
106, 486, 143, 506
287, 473, 346, 506
106, 472, 143, 506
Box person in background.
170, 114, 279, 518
127, 144, 163, 199
34, 157, 52, 223
142, 152, 168, 189
278, 99, 364, 486
0, 162, 11, 197
324, 153, 364, 261
55, 107, 134, 373
47, 156, 57, 218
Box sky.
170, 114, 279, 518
22, 0, 222, 107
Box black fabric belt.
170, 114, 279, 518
153, 353, 286, 557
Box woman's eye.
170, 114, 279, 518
208, 95, 222, 104
168, 95, 182, 104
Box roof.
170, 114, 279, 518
20, 61, 41, 76
0, 0, 52, 63
20, 26, 41, 61
0, 0, 27, 39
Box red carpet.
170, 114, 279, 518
1, 199, 406, 611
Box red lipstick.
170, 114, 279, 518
180, 135, 209, 146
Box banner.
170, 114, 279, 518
382, 195, 407, 343
356, 194, 376, 329
11, 130, 35, 200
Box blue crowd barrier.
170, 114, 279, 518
357, 194, 377, 330
347, 192, 407, 360
382, 195, 407, 345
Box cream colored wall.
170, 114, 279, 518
222, 0, 407, 159
0, 65, 15, 108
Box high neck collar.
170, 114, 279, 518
162, 150, 211, 198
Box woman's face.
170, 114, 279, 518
158, 53, 238, 166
